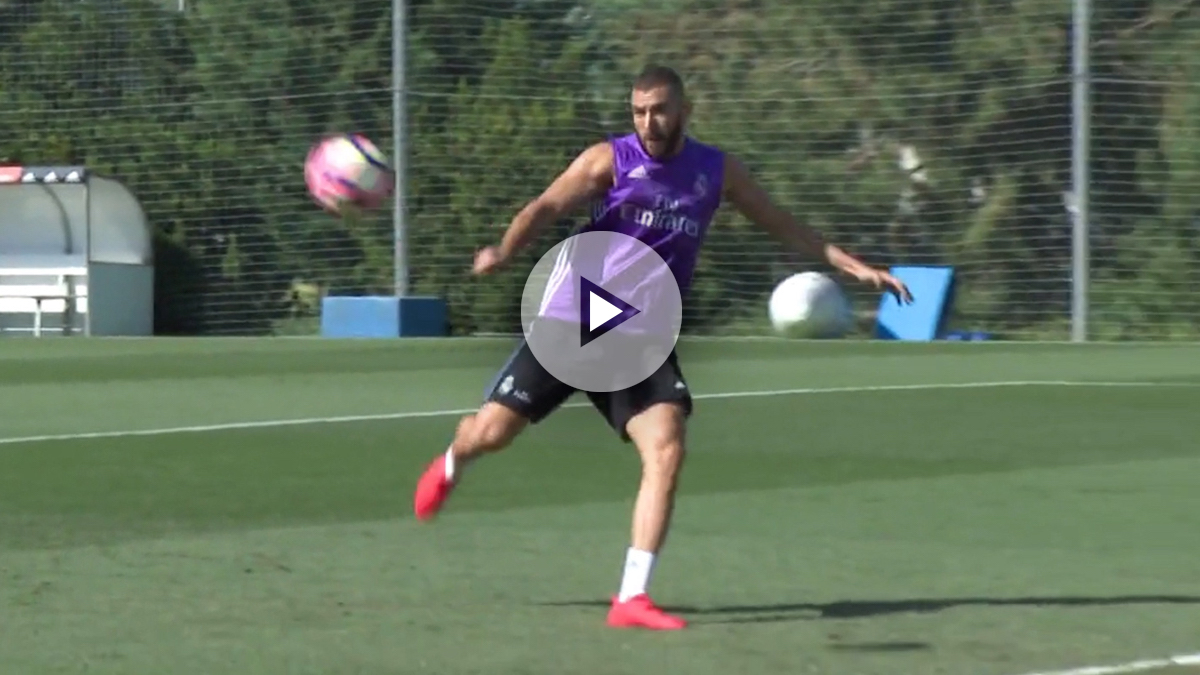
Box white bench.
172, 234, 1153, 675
0, 266, 88, 336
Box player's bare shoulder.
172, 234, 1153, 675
575, 140, 616, 193
533, 140, 615, 214
720, 152, 753, 200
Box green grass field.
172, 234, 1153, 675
1, 337, 1199, 675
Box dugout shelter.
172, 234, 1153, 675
0, 165, 154, 336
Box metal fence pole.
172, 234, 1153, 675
392, 0, 409, 297
1070, 0, 1091, 342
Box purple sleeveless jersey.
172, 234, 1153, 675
538, 133, 725, 323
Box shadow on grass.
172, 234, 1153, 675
540, 594, 1200, 625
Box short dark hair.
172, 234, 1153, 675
632, 65, 685, 100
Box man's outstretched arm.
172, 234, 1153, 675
722, 153, 913, 302
474, 142, 614, 275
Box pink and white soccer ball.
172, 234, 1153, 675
304, 134, 393, 213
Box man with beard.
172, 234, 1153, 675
412, 65, 912, 630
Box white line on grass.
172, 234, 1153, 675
0, 379, 1190, 447
1014, 652, 1200, 675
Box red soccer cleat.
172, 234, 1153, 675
606, 594, 688, 630
413, 454, 456, 521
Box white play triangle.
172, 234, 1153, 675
588, 290, 622, 331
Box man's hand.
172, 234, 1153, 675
473, 245, 506, 276
822, 244, 913, 304
846, 265, 913, 304
473, 142, 614, 277
723, 153, 914, 305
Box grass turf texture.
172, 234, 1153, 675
0, 338, 1198, 675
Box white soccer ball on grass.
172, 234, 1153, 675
768, 271, 853, 338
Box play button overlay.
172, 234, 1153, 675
520, 230, 683, 392
580, 276, 640, 347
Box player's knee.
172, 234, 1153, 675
640, 437, 687, 480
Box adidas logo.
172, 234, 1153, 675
627, 165, 648, 180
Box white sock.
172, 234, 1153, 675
617, 547, 656, 602
443, 447, 456, 481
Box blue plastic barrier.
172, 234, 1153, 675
320, 296, 447, 338
875, 266, 956, 341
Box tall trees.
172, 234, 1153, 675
0, 0, 1193, 337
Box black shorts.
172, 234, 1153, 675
482, 339, 693, 441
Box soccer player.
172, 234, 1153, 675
413, 65, 912, 630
